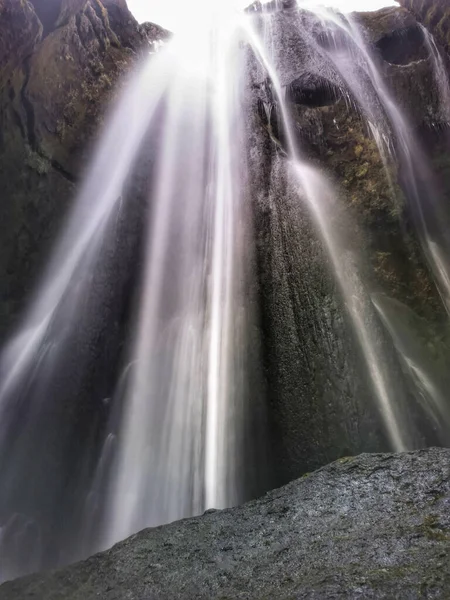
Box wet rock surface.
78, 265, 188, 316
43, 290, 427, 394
2, 447, 449, 599
247, 2, 450, 481
246, 94, 392, 482
357, 6, 428, 65
399, 0, 450, 54
0, 0, 163, 340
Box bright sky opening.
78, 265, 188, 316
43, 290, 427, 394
127, 0, 399, 30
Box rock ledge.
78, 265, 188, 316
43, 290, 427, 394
2, 448, 449, 599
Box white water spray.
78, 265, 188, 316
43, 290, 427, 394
0, 7, 259, 574
0, 55, 174, 411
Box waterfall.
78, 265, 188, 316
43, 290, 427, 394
101, 21, 256, 548
421, 24, 450, 125
1, 0, 450, 582
311, 9, 450, 318
0, 53, 178, 581
0, 7, 264, 578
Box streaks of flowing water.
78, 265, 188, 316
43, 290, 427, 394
0, 1, 263, 577
372, 293, 450, 441
0, 54, 174, 412
269, 4, 450, 431
0, 52, 176, 580
2, 0, 450, 582
404, 359, 449, 429
100, 21, 255, 547
429, 241, 450, 314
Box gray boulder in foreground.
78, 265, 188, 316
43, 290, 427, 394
2, 448, 449, 599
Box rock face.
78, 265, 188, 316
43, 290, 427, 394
2, 447, 449, 599
399, 0, 450, 53
0, 0, 164, 339
246, 2, 450, 483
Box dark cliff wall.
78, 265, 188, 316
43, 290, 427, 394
0, 0, 165, 340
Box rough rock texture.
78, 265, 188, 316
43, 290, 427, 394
246, 93, 393, 483
0, 1, 43, 70
358, 6, 428, 65
2, 448, 449, 599
400, 0, 450, 54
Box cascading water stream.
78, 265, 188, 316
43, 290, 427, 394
309, 7, 450, 317
0, 55, 174, 408
372, 293, 450, 441
321, 7, 450, 437
261, 5, 450, 327
0, 52, 178, 581
0, 2, 264, 579
421, 24, 450, 124
321, 11, 450, 432
101, 20, 255, 547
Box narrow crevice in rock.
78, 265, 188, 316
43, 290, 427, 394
49, 159, 76, 183
19, 57, 37, 150
18, 53, 74, 183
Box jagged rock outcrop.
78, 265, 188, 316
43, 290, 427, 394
358, 6, 428, 64
245, 0, 297, 13
0, 1, 42, 70
2, 448, 449, 599
141, 21, 172, 50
